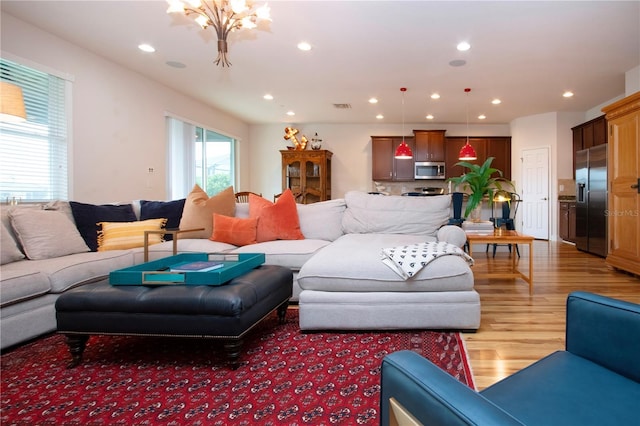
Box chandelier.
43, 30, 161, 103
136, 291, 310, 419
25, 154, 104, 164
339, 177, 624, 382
166, 0, 271, 67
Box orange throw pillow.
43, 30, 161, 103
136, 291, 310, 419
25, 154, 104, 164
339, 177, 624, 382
211, 214, 258, 246
249, 189, 305, 242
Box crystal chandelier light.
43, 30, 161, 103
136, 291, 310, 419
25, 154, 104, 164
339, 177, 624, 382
166, 0, 271, 67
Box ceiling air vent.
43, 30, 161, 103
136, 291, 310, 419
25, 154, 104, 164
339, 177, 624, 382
333, 103, 352, 109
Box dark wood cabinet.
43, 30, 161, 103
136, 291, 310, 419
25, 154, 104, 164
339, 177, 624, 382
413, 130, 446, 162
281, 150, 332, 204
571, 115, 607, 176
559, 201, 576, 242
371, 136, 415, 181
444, 137, 510, 180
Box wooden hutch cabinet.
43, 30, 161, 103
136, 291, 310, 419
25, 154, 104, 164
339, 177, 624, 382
602, 91, 640, 276
281, 149, 332, 204
413, 130, 446, 162
371, 136, 415, 181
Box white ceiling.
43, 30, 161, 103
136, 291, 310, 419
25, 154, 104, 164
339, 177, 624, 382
2, 1, 639, 125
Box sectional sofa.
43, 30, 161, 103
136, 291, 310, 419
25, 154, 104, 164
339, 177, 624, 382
1, 190, 478, 350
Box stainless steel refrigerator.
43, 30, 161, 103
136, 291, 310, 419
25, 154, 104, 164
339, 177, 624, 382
575, 144, 608, 257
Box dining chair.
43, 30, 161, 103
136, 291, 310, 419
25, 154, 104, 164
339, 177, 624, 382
234, 191, 261, 203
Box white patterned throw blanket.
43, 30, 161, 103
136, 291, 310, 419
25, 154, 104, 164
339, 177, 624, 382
381, 241, 474, 280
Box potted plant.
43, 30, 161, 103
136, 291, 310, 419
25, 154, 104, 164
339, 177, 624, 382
447, 157, 513, 220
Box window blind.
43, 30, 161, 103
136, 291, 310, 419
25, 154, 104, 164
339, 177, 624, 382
0, 58, 69, 202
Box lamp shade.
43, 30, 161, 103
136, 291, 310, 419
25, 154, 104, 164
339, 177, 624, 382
394, 140, 413, 159
493, 190, 512, 202
458, 141, 477, 161
0, 82, 27, 123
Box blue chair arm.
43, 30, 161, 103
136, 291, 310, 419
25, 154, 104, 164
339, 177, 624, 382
380, 350, 524, 426
566, 291, 640, 382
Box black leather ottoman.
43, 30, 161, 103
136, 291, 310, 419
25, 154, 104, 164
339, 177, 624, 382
56, 265, 292, 369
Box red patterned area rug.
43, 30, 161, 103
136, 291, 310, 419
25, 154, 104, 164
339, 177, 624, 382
1, 310, 474, 425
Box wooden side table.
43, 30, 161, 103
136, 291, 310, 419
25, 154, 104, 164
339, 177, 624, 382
143, 228, 204, 262
466, 230, 535, 295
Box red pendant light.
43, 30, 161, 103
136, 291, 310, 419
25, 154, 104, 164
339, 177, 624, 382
395, 87, 413, 159
458, 88, 477, 161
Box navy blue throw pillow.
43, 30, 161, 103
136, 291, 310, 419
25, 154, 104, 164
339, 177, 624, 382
69, 201, 137, 251
139, 199, 186, 240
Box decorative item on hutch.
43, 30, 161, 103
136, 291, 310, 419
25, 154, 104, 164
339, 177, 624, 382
310, 133, 322, 150
283, 127, 308, 150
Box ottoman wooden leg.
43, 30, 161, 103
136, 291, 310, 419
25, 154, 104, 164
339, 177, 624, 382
223, 338, 243, 370
277, 300, 289, 324
64, 334, 89, 368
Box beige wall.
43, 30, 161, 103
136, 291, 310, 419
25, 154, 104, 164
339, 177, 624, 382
1, 13, 250, 203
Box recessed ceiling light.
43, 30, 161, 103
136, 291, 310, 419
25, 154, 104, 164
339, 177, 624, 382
426, 114, 434, 120
297, 42, 312, 51
478, 114, 486, 120
376, 114, 384, 119
457, 41, 471, 51
431, 93, 440, 100
263, 94, 274, 100
286, 111, 295, 116
369, 98, 378, 104
491, 98, 502, 105
563, 91, 574, 98
138, 43, 156, 53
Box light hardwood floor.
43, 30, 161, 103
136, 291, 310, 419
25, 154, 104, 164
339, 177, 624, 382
462, 240, 640, 390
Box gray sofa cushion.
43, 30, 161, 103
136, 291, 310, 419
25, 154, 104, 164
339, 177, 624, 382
1, 223, 24, 265
298, 233, 474, 293
231, 239, 331, 269
0, 268, 50, 307
296, 199, 346, 241
9, 209, 90, 260
342, 191, 450, 237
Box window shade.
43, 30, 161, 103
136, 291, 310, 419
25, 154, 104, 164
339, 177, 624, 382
0, 58, 69, 202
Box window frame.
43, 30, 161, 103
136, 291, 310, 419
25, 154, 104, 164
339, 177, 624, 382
0, 53, 74, 202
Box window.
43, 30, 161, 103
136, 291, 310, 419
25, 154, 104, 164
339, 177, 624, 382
0, 58, 70, 202
167, 116, 236, 199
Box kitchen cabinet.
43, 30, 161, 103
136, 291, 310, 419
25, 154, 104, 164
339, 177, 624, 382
559, 201, 576, 242
572, 115, 607, 177
413, 130, 446, 162
445, 137, 511, 180
281, 149, 332, 204
371, 136, 415, 181
602, 91, 640, 276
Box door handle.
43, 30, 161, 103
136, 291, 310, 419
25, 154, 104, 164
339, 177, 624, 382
632, 178, 639, 193
542, 197, 548, 201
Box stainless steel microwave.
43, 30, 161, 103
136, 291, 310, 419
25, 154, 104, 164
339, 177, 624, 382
415, 162, 446, 180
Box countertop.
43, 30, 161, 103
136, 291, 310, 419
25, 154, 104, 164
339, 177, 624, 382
558, 195, 576, 202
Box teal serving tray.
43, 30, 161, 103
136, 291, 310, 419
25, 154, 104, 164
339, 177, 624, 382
110, 253, 265, 286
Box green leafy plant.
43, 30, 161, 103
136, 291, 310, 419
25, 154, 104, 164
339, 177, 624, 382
447, 157, 513, 218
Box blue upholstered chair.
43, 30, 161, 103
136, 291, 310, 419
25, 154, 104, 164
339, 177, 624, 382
380, 292, 640, 426
486, 192, 521, 257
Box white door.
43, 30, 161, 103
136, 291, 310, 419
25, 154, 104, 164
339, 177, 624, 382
521, 147, 550, 239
